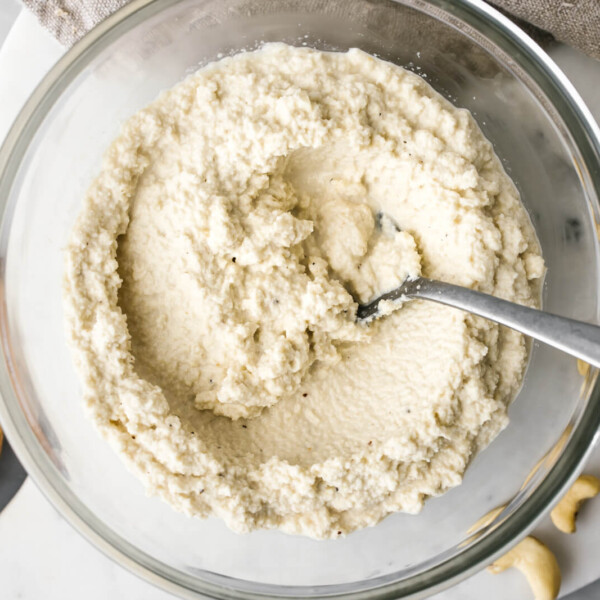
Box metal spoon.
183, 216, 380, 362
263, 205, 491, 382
356, 276, 600, 368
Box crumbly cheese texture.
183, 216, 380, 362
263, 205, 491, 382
64, 44, 544, 539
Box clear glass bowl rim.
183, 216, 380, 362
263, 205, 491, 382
0, 0, 600, 598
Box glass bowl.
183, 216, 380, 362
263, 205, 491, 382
1, 0, 600, 598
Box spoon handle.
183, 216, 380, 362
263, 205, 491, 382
400, 277, 600, 368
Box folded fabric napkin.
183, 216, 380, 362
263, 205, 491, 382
22, 0, 600, 59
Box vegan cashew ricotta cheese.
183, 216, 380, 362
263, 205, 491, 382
64, 44, 544, 538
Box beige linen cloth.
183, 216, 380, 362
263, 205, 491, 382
22, 0, 600, 59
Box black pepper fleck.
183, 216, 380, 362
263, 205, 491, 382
242, 424, 247, 428
337, 531, 342, 535
368, 440, 372, 446
199, 489, 205, 494
302, 393, 308, 397
232, 257, 237, 263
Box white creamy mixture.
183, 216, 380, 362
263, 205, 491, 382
64, 44, 544, 538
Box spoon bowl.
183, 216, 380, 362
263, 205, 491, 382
357, 276, 600, 368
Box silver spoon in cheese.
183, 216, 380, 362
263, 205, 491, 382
356, 275, 600, 368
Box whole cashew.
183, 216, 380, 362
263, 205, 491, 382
550, 474, 600, 533
521, 426, 572, 490
467, 504, 506, 534
487, 536, 561, 600
577, 358, 589, 377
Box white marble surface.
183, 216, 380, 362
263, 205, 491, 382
1, 3, 600, 599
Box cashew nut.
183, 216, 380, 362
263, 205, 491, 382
550, 474, 600, 533
521, 426, 572, 490
488, 536, 561, 600
577, 358, 590, 377
467, 504, 506, 534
